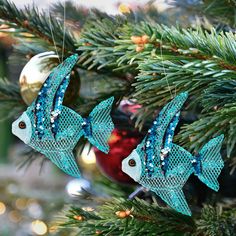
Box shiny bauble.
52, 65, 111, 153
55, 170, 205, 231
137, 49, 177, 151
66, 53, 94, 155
66, 178, 91, 197
95, 129, 143, 184
19, 52, 58, 105
19, 51, 80, 105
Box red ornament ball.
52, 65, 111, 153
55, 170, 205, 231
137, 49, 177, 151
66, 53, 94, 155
95, 129, 143, 184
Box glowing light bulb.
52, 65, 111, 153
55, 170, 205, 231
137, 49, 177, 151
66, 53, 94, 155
31, 220, 47, 235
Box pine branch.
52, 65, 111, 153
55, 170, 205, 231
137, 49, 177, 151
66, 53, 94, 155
59, 198, 236, 236
79, 20, 236, 71
201, 80, 236, 112
133, 59, 235, 113
60, 198, 195, 236
79, 18, 236, 159
171, 0, 236, 30
195, 205, 236, 236
51, 1, 89, 27
200, 0, 236, 28
0, 0, 77, 55
2, 1, 236, 163
178, 105, 236, 157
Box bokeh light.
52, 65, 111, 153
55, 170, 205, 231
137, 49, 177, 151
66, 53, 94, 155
8, 210, 22, 223
15, 198, 27, 210
31, 220, 48, 235
81, 145, 96, 164
0, 202, 6, 215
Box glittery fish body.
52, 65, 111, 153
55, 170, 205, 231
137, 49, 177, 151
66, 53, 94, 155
12, 54, 114, 178
122, 92, 224, 215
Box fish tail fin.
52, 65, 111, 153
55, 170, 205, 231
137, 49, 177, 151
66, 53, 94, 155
193, 135, 224, 191
47, 150, 81, 178
154, 187, 191, 216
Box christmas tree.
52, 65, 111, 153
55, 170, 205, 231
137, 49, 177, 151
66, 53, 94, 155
0, 0, 236, 235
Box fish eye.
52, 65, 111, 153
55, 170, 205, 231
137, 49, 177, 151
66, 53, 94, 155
18, 121, 26, 129
128, 159, 136, 167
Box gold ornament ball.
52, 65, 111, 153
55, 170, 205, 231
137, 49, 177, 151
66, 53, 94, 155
19, 51, 80, 105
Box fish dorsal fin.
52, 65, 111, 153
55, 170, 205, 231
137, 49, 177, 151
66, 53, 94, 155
155, 92, 188, 148
32, 54, 78, 139
143, 93, 188, 177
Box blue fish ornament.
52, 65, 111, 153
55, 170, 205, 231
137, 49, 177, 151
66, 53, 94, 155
122, 92, 224, 215
12, 54, 114, 178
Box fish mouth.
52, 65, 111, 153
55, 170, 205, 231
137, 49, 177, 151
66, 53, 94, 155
121, 159, 130, 176
11, 120, 16, 135
11, 119, 20, 137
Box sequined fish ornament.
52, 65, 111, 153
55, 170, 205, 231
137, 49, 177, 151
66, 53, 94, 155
122, 92, 224, 215
12, 54, 115, 178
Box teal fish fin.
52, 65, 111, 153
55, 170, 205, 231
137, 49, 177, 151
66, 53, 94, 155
31, 54, 79, 138
44, 54, 78, 113
154, 92, 188, 143
46, 151, 81, 178
153, 187, 191, 216
87, 97, 114, 153
194, 135, 224, 191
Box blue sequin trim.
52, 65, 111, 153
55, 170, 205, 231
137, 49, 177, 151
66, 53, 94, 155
144, 116, 160, 177
161, 157, 169, 173
191, 154, 202, 175
160, 112, 180, 174
163, 112, 180, 151
51, 74, 70, 136
82, 117, 92, 138
144, 111, 180, 177
34, 75, 52, 139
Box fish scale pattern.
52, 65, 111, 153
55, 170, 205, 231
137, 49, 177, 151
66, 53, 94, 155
139, 143, 193, 215
140, 93, 189, 177
27, 97, 114, 178
132, 92, 224, 215
21, 54, 114, 178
